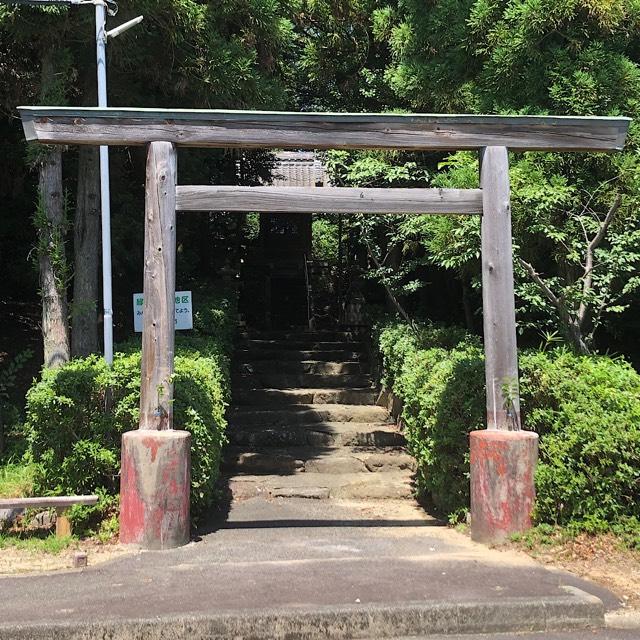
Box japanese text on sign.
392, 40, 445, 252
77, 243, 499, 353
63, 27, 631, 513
133, 291, 193, 332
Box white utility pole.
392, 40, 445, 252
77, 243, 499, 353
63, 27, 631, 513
94, 2, 142, 365
95, 0, 113, 365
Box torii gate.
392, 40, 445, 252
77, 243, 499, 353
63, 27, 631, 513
19, 107, 630, 549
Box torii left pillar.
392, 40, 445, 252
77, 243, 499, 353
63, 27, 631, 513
119, 141, 191, 550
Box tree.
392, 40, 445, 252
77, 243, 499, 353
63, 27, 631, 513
287, 0, 396, 111
71, 145, 100, 357
371, 0, 640, 352
1, 3, 75, 367
0, 0, 294, 367
420, 152, 640, 353
35, 43, 73, 367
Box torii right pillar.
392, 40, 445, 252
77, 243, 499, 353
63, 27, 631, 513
471, 146, 538, 544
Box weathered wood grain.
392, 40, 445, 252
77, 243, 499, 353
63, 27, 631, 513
0, 496, 98, 509
175, 186, 483, 214
18, 107, 630, 151
55, 509, 72, 537
139, 141, 177, 431
480, 146, 521, 431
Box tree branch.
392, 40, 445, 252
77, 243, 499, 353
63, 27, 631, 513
518, 257, 590, 354
578, 194, 622, 325
364, 237, 417, 332
517, 257, 562, 310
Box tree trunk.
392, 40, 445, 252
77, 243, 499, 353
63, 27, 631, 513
71, 145, 101, 357
38, 147, 71, 368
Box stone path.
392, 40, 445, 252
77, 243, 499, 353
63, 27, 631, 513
224, 329, 415, 501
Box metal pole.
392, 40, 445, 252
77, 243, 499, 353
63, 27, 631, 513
96, 0, 114, 365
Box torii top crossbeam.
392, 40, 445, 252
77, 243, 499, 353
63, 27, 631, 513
18, 106, 630, 152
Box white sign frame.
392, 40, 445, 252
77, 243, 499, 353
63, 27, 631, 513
133, 291, 193, 332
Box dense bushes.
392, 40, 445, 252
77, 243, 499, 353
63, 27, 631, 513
376, 321, 640, 531
24, 285, 236, 523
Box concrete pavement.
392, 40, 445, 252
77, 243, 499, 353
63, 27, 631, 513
387, 632, 640, 639
0, 497, 625, 639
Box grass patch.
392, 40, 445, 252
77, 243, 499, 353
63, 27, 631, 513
0, 461, 34, 498
511, 519, 640, 552
0, 532, 75, 554
510, 524, 574, 550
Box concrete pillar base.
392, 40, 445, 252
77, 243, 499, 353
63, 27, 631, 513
470, 430, 538, 544
119, 430, 191, 550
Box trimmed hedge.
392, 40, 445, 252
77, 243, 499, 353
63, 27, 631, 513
376, 321, 640, 530
24, 285, 236, 523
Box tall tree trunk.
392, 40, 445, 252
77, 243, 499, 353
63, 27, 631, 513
72, 145, 100, 356
38, 147, 71, 368
37, 47, 70, 368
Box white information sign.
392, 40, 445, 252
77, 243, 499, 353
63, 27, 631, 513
133, 291, 193, 332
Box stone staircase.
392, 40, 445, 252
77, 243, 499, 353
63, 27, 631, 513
224, 329, 415, 500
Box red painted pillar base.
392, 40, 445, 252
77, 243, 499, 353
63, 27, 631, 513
470, 430, 538, 544
119, 430, 191, 550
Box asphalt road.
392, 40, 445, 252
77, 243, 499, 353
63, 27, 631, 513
394, 632, 640, 640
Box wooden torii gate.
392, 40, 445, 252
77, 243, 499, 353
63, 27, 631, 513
19, 107, 630, 549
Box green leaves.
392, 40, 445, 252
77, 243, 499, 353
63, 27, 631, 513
23, 287, 236, 523
377, 319, 640, 529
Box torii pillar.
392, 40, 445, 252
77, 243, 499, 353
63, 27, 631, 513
119, 141, 191, 549
470, 146, 539, 544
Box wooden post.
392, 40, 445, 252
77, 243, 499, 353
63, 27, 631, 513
480, 146, 521, 431
55, 508, 72, 538
139, 141, 177, 430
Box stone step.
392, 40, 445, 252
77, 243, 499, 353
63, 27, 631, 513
240, 339, 364, 351
236, 349, 364, 362
223, 446, 416, 475
239, 330, 360, 342
233, 388, 378, 406
228, 404, 390, 426
232, 372, 373, 390
225, 470, 414, 500
227, 421, 405, 448
236, 361, 366, 375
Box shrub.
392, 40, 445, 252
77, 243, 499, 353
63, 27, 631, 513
23, 286, 236, 525
376, 319, 640, 530
312, 217, 339, 262
521, 350, 640, 526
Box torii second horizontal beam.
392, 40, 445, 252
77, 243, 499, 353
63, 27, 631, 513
175, 186, 484, 214
18, 107, 630, 152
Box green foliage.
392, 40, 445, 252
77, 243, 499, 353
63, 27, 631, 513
512, 517, 640, 551
0, 532, 75, 554
287, 0, 395, 111
325, 150, 431, 188
192, 282, 238, 348
0, 461, 34, 499
387, 0, 640, 116
376, 321, 484, 515
324, 149, 436, 309
376, 319, 640, 530
33, 188, 71, 293
313, 0, 640, 356
521, 349, 640, 526
312, 217, 340, 262
23, 288, 236, 526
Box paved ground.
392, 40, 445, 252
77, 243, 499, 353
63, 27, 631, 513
390, 633, 640, 639
0, 497, 625, 638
